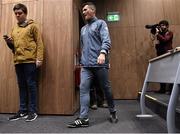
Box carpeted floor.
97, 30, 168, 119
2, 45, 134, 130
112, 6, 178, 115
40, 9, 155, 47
0, 100, 168, 133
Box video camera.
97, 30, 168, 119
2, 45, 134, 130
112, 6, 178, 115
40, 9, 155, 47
145, 24, 160, 35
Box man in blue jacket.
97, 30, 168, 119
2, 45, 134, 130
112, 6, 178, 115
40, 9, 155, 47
67, 2, 118, 128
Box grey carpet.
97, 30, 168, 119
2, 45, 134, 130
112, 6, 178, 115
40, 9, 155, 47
0, 100, 168, 133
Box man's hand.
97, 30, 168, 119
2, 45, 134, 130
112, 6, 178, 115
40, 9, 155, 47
97, 53, 105, 64
36, 60, 43, 68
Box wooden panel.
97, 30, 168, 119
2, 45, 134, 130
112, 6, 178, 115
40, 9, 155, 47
72, 0, 80, 111
134, 0, 164, 26
95, 0, 134, 27
39, 0, 76, 114
135, 27, 156, 92
2, 0, 33, 4
170, 25, 180, 48
109, 27, 138, 99
107, 0, 134, 27
0, 0, 1, 32
163, 0, 180, 25
0, 1, 18, 113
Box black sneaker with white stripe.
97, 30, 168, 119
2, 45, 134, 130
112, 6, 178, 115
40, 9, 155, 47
25, 113, 38, 122
67, 118, 89, 128
8, 111, 28, 121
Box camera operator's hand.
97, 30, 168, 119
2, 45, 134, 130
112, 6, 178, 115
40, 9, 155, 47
154, 28, 160, 36
156, 28, 159, 33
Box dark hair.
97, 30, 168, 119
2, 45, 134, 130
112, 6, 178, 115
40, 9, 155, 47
13, 3, 28, 14
159, 20, 169, 26
82, 2, 96, 12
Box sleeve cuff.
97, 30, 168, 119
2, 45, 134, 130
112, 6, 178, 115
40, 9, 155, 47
100, 50, 107, 55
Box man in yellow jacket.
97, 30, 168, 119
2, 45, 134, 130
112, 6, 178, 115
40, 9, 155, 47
3, 3, 44, 122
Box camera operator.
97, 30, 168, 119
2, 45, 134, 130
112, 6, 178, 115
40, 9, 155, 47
154, 20, 173, 94
155, 20, 173, 56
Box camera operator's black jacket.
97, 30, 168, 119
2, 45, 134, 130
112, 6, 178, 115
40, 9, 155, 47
156, 30, 173, 56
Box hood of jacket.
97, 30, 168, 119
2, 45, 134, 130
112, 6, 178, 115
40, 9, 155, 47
18, 19, 34, 27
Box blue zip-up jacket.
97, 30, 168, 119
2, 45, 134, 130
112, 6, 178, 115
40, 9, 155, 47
80, 17, 111, 68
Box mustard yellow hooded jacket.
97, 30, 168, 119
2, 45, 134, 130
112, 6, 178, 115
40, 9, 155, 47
11, 19, 44, 64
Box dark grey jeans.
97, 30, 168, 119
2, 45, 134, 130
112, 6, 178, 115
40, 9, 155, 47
15, 63, 38, 113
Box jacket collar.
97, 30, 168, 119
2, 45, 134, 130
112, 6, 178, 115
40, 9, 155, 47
87, 17, 97, 24
18, 19, 34, 27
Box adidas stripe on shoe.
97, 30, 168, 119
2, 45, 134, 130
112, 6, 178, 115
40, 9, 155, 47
67, 118, 89, 128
